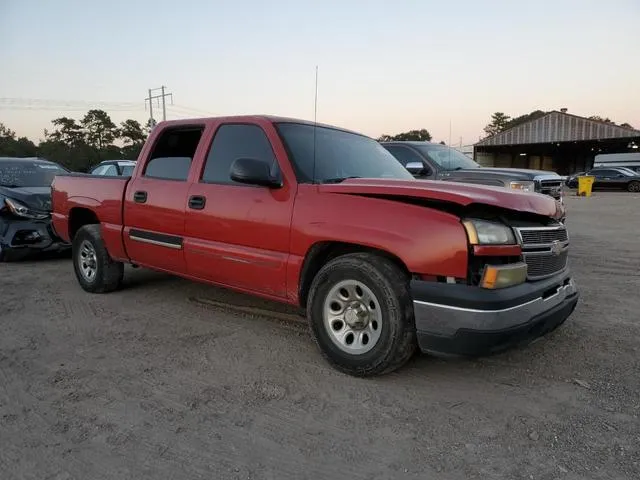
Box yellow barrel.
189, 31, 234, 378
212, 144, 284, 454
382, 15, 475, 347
577, 175, 595, 196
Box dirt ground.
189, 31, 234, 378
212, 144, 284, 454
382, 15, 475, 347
1, 192, 639, 480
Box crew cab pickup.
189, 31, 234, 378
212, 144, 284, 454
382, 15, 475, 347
51, 116, 579, 376
382, 141, 566, 221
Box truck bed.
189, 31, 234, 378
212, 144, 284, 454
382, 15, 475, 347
51, 173, 130, 249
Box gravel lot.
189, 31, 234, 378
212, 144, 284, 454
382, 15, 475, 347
1, 192, 639, 480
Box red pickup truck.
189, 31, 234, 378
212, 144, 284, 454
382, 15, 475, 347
51, 116, 579, 376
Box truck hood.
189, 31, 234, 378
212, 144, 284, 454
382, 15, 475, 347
442, 167, 560, 180
318, 179, 561, 219
0, 185, 52, 211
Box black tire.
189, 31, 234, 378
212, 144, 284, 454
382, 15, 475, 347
627, 181, 640, 193
72, 224, 124, 293
307, 252, 417, 377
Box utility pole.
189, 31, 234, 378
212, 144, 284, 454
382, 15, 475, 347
145, 86, 173, 124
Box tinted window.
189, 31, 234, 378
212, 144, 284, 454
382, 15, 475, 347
91, 164, 109, 175
144, 126, 203, 181
0, 160, 66, 187
414, 144, 479, 171
202, 124, 277, 184
103, 165, 118, 176
275, 123, 414, 183
590, 169, 617, 178
383, 145, 424, 167
121, 165, 135, 176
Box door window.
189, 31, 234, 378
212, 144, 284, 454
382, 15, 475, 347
201, 124, 278, 184
143, 126, 204, 181
383, 145, 424, 167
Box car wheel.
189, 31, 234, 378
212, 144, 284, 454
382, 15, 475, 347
72, 224, 124, 293
307, 252, 417, 377
627, 181, 640, 192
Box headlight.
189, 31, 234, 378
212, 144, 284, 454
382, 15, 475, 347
4, 198, 49, 220
509, 181, 535, 192
462, 218, 516, 245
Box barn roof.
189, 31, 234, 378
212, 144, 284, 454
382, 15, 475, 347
476, 111, 640, 147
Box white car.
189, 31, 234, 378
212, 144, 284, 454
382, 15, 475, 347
90, 160, 136, 177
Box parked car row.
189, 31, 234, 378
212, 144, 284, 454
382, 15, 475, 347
564, 166, 640, 192
48, 115, 579, 377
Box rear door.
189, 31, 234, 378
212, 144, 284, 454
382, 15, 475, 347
183, 120, 296, 298
123, 125, 206, 274
590, 169, 618, 190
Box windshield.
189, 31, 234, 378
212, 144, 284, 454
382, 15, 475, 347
0, 161, 67, 188
414, 144, 479, 171
275, 123, 415, 183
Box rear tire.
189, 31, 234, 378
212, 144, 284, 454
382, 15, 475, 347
72, 224, 124, 293
307, 252, 417, 377
628, 181, 640, 193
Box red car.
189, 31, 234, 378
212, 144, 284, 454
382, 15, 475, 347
51, 116, 578, 376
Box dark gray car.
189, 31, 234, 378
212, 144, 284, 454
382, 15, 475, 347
381, 141, 566, 218
0, 157, 71, 261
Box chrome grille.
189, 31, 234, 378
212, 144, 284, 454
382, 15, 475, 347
538, 180, 563, 199
516, 225, 569, 280
520, 228, 568, 245
524, 250, 568, 278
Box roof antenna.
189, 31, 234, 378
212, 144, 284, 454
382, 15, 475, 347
312, 65, 319, 184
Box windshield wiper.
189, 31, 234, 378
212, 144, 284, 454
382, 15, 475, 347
0, 184, 21, 188
321, 176, 362, 184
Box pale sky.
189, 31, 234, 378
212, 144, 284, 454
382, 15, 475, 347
1, 0, 639, 145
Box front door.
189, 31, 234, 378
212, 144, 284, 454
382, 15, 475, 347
183, 121, 295, 298
123, 125, 205, 274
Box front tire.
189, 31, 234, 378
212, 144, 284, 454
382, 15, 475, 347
72, 224, 124, 293
307, 252, 417, 377
627, 181, 640, 193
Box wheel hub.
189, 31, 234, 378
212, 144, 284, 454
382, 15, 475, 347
344, 302, 369, 329
322, 280, 383, 355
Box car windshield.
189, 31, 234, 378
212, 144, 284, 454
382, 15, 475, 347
414, 144, 480, 171
275, 123, 415, 183
615, 167, 637, 176
0, 160, 67, 187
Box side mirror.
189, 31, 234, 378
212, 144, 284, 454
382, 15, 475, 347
405, 161, 428, 176
230, 158, 282, 188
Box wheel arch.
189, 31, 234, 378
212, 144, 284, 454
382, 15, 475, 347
68, 207, 100, 241
298, 241, 411, 308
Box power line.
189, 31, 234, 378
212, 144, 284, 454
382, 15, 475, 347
145, 86, 173, 124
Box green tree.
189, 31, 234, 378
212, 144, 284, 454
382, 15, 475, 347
120, 119, 146, 159
81, 109, 118, 151
45, 117, 84, 147
377, 129, 432, 142
503, 110, 547, 131
483, 112, 511, 137
0, 123, 38, 157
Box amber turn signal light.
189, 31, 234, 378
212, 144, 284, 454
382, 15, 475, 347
480, 263, 528, 289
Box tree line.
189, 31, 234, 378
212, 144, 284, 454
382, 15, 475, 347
2, 109, 634, 171
0, 110, 152, 172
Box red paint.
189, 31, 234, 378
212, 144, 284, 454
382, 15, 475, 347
51, 115, 558, 307
473, 245, 522, 257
